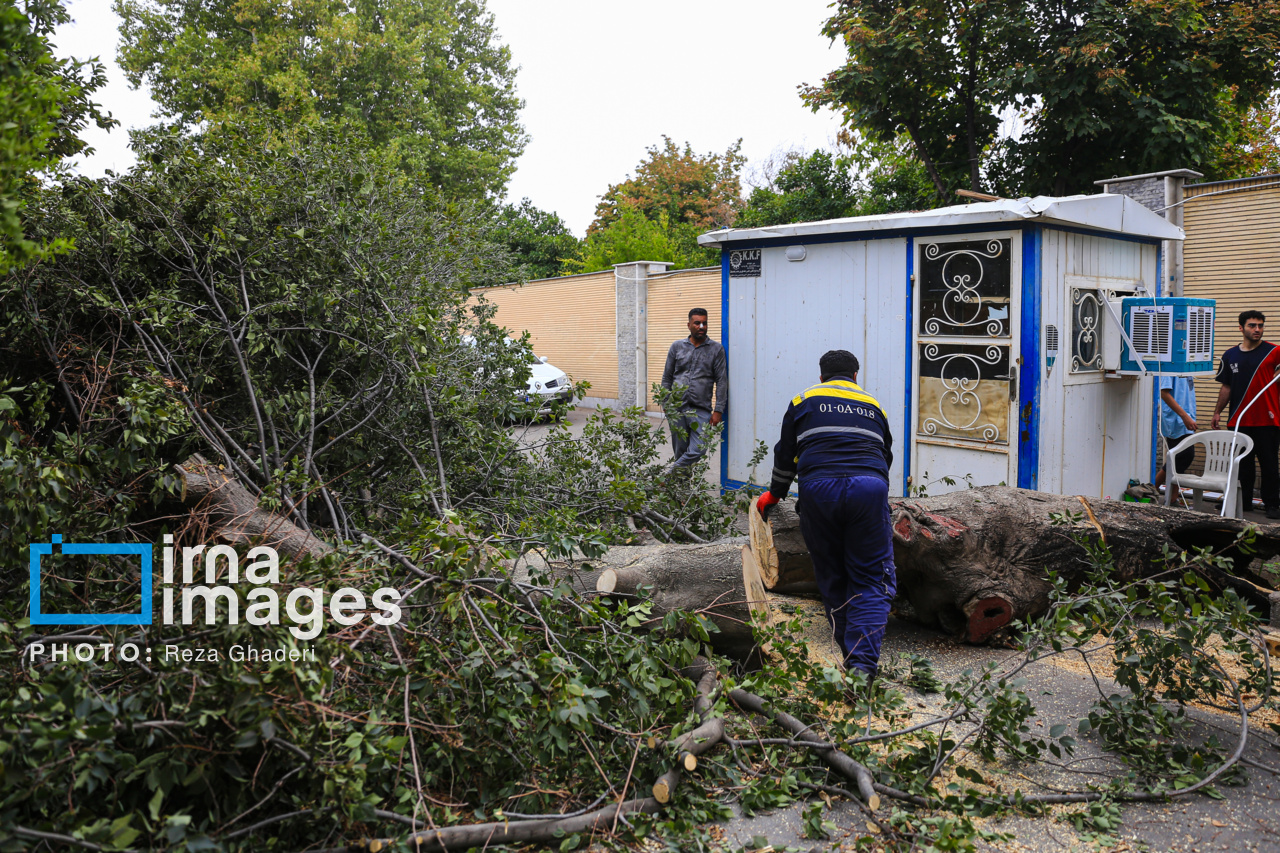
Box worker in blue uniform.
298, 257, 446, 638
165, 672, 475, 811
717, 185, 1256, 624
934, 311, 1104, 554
754, 350, 896, 676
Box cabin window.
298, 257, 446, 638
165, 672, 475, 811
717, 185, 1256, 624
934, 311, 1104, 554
1070, 288, 1103, 372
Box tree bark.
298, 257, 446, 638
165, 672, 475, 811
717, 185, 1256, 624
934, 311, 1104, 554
591, 487, 1280, 651
596, 539, 760, 659
761, 486, 1279, 643
175, 454, 334, 562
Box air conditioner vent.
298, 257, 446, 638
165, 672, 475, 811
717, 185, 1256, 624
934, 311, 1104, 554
1129, 306, 1173, 360
1186, 306, 1214, 362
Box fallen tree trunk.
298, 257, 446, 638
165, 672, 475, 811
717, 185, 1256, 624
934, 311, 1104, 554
596, 539, 761, 659
764, 486, 1280, 643
175, 455, 334, 562
589, 488, 1280, 652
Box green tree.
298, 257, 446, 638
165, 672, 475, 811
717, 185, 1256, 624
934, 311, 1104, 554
737, 145, 937, 228
492, 198, 581, 279
995, 0, 1280, 194
4, 119, 528, 548
848, 138, 939, 216
578, 136, 744, 271
738, 150, 860, 227
808, 0, 1280, 198
569, 206, 702, 273
591, 136, 745, 235
0, 0, 114, 272
804, 0, 1029, 199
114, 0, 526, 199
1210, 90, 1280, 178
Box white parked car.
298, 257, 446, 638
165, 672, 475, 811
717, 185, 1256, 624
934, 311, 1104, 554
462, 335, 574, 414
524, 353, 573, 413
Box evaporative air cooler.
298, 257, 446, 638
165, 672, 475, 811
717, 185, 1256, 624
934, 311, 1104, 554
1115, 297, 1216, 376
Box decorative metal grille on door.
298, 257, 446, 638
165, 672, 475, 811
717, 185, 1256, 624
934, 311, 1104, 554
916, 239, 1014, 445
919, 239, 1012, 337
917, 343, 1010, 443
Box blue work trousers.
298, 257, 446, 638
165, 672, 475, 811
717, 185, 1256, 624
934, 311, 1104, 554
797, 475, 897, 675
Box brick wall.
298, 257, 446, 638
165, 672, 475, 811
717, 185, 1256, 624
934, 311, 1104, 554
1100, 176, 1165, 211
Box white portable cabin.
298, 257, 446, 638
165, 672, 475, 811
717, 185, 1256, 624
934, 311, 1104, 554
698, 194, 1185, 499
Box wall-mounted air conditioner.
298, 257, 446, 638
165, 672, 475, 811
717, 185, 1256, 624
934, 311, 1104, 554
1104, 297, 1215, 375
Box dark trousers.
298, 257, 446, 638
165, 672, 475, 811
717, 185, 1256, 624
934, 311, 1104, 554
1161, 434, 1195, 474
670, 407, 712, 468
797, 475, 897, 675
1239, 426, 1280, 510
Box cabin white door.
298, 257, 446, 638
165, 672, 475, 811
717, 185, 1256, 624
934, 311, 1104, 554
910, 233, 1021, 495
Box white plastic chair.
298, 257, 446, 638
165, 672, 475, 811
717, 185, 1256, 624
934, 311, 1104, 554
1163, 430, 1255, 518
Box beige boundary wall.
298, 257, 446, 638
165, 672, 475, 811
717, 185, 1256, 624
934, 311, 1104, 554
472, 265, 722, 411
472, 270, 619, 403
1182, 174, 1280, 441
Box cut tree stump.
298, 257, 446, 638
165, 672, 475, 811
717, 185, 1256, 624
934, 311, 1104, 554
748, 501, 816, 591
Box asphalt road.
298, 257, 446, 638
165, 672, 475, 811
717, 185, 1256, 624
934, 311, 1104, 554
716, 617, 1280, 853
511, 404, 721, 488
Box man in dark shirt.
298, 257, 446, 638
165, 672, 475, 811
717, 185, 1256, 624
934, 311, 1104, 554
1211, 310, 1280, 518
660, 307, 727, 471
755, 350, 896, 676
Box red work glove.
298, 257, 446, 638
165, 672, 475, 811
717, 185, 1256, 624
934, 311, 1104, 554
755, 491, 780, 521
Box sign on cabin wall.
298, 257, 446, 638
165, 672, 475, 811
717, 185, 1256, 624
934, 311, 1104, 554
728, 248, 761, 277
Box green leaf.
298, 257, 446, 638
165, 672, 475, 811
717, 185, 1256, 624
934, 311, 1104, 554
148, 787, 165, 821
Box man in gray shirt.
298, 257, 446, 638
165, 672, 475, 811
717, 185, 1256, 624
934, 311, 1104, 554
660, 307, 728, 471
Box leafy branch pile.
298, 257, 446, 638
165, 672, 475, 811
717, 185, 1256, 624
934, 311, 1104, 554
2, 521, 722, 850
5, 464, 1277, 853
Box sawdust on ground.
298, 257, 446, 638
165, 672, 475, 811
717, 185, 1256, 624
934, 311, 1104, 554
764, 590, 1280, 730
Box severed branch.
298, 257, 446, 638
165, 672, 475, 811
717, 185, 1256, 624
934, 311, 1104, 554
640, 508, 708, 544
729, 688, 882, 811
653, 664, 724, 803
357, 660, 727, 852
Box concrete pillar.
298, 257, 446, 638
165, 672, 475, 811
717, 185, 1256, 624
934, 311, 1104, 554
614, 261, 670, 408
1094, 169, 1202, 296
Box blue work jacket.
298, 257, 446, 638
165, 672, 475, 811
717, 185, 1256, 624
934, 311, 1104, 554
768, 376, 893, 498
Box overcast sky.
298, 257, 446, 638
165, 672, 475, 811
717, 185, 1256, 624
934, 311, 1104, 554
54, 0, 848, 236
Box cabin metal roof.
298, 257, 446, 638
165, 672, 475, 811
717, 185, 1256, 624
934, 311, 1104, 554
697, 193, 1184, 248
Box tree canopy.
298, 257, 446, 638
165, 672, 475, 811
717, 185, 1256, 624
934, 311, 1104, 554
1000, 0, 1280, 194
803, 0, 1027, 198
807, 0, 1280, 198
590, 136, 744, 236
575, 137, 744, 272
569, 206, 703, 273
0, 0, 113, 272
1211, 91, 1280, 178
114, 0, 526, 200
491, 198, 581, 280
738, 150, 860, 227
736, 146, 935, 228
737, 143, 936, 229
